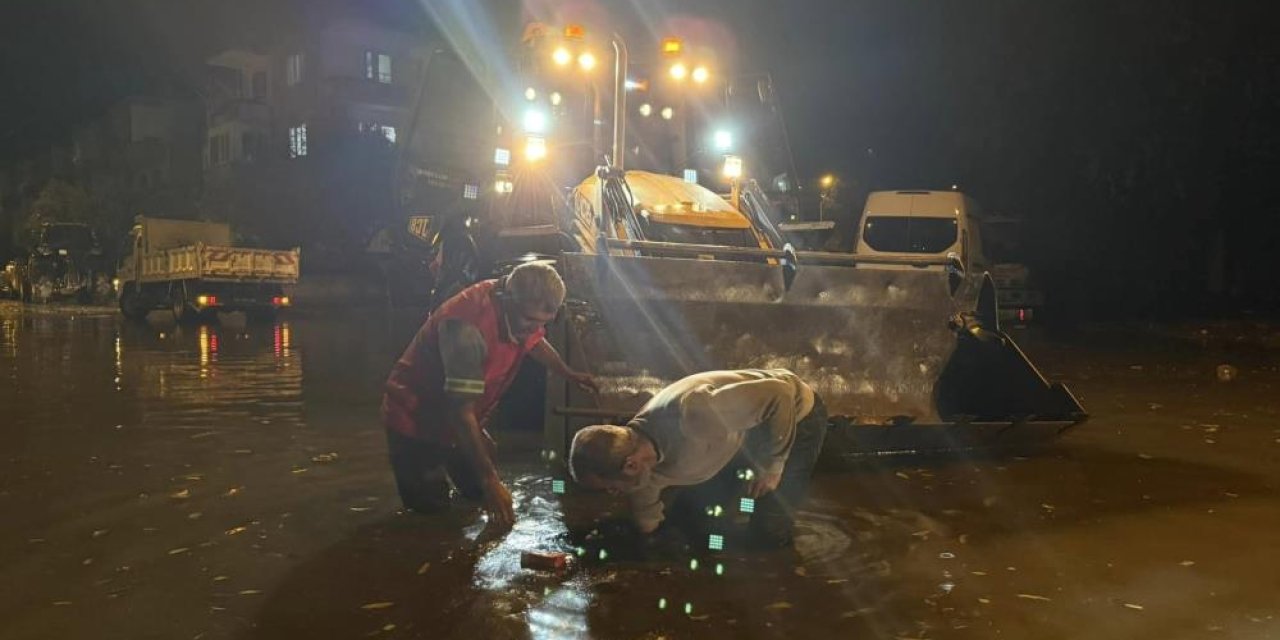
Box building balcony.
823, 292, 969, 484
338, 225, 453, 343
208, 100, 271, 128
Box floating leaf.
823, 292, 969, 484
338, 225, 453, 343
170, 489, 190, 500
362, 602, 395, 610
239, 589, 262, 596
225, 526, 248, 536
291, 468, 309, 475
167, 547, 189, 555
1123, 603, 1144, 610
416, 561, 431, 575
1016, 594, 1051, 602
764, 601, 793, 611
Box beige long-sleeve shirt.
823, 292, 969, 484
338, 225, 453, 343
626, 369, 816, 532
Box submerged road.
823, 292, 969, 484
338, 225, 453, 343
1, 300, 1277, 639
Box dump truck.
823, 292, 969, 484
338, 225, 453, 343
116, 216, 300, 321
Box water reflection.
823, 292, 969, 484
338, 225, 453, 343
467, 475, 593, 639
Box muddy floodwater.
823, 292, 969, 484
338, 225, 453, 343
2, 300, 1278, 639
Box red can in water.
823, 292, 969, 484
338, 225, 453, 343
521, 551, 571, 571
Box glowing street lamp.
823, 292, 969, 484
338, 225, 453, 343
820, 174, 836, 189
692, 65, 710, 84
660, 106, 674, 120
669, 62, 688, 81
552, 47, 572, 67
577, 51, 597, 72
638, 103, 653, 117
524, 86, 537, 101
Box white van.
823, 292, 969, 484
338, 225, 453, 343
854, 190, 988, 273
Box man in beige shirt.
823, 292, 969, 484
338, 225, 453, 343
568, 369, 827, 548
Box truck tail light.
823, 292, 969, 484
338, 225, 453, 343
272, 296, 291, 307
196, 295, 218, 306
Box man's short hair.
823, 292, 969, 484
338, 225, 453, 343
506, 261, 566, 313
568, 425, 635, 483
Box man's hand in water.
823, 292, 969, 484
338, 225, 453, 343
483, 477, 515, 529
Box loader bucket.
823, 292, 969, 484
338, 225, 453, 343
549, 252, 1086, 458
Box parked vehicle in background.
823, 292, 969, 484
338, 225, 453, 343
116, 216, 300, 321
855, 190, 988, 273
8, 222, 111, 303
1, 260, 20, 299
980, 215, 1044, 325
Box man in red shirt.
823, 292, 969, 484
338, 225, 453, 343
382, 262, 596, 529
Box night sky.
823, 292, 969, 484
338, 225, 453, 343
2, 0, 1277, 317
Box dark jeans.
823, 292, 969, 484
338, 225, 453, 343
669, 394, 829, 546
385, 429, 485, 513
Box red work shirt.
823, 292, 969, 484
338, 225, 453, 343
381, 279, 545, 444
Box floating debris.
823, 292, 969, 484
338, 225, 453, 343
939, 552, 956, 560
764, 601, 793, 611
349, 506, 373, 513
225, 526, 248, 536
978, 598, 991, 604
53, 601, 72, 606
291, 468, 309, 475
1016, 594, 1051, 602
188, 512, 203, 520
416, 561, 431, 575
1180, 561, 1196, 567
1123, 603, 1144, 611
167, 547, 189, 555
213, 576, 229, 582
189, 431, 216, 440
223, 487, 242, 498
311, 453, 339, 464
239, 590, 262, 596
170, 489, 190, 500
362, 602, 395, 610
92, 529, 109, 538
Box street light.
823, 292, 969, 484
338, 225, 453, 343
820, 174, 836, 189
669, 62, 688, 81
661, 106, 675, 120
638, 103, 653, 117
692, 66, 710, 84
550, 91, 562, 106
577, 51, 597, 72
552, 47, 572, 66
524, 87, 537, 101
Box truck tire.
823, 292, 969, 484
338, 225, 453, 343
169, 284, 189, 322
119, 284, 148, 322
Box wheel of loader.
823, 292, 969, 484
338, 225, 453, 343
119, 284, 148, 322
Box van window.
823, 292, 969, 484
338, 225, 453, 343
862, 216, 957, 253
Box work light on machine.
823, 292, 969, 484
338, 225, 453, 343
692, 65, 710, 84
661, 106, 675, 120
722, 155, 743, 180
524, 136, 548, 162
522, 108, 548, 134
661, 36, 683, 57
552, 47, 572, 66
713, 129, 733, 152
577, 51, 597, 72
669, 62, 688, 81
638, 103, 653, 117
524, 86, 537, 101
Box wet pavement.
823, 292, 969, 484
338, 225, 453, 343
2, 300, 1278, 639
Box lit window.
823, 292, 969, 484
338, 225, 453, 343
463, 184, 479, 200
365, 51, 392, 84
286, 53, 304, 86
358, 122, 397, 145
288, 124, 307, 158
